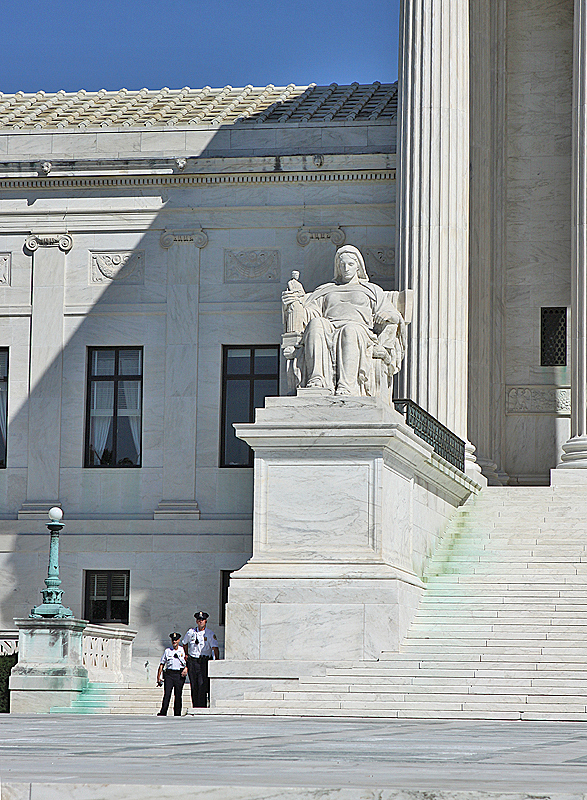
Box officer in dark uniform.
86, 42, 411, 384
156, 632, 188, 716
181, 611, 220, 708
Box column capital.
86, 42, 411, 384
25, 233, 72, 253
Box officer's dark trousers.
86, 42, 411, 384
187, 656, 210, 707
159, 670, 186, 716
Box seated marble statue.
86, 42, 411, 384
281, 245, 409, 399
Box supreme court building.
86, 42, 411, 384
0, 0, 585, 690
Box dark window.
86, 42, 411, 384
219, 570, 233, 626
85, 348, 142, 467
220, 346, 279, 466
84, 570, 130, 624
541, 308, 567, 366
0, 349, 8, 468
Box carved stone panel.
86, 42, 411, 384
506, 386, 571, 415
90, 251, 144, 284
224, 249, 280, 283
0, 253, 11, 286
366, 246, 395, 287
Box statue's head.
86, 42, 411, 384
333, 245, 368, 282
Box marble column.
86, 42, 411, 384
559, 0, 587, 469
19, 234, 71, 518
467, 0, 509, 485
396, 0, 479, 474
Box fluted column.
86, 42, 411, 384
396, 0, 478, 474
559, 0, 587, 468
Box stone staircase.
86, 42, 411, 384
50, 681, 192, 714
208, 486, 587, 720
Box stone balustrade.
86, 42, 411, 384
82, 625, 137, 683
3, 624, 136, 682
0, 630, 18, 656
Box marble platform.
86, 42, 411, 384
2, 715, 587, 799
212, 392, 481, 703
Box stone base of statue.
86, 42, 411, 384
9, 618, 88, 713
209, 391, 481, 706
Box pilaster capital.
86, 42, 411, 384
296, 225, 346, 247
25, 233, 72, 253
160, 227, 208, 249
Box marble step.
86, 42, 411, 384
272, 682, 587, 696
296, 673, 587, 697
214, 698, 587, 715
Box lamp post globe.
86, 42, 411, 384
48, 507, 63, 523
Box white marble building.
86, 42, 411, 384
2, 0, 586, 689
0, 83, 396, 675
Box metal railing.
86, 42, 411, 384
393, 398, 465, 473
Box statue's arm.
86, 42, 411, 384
372, 288, 404, 332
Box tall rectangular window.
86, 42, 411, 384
84, 570, 130, 624
85, 347, 142, 467
541, 307, 567, 366
220, 345, 279, 467
0, 349, 8, 469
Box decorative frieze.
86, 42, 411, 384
507, 386, 571, 415
296, 226, 346, 247
0, 254, 11, 285
160, 228, 208, 249
90, 251, 144, 284
25, 233, 72, 253
224, 249, 280, 283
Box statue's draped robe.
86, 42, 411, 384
298, 279, 401, 395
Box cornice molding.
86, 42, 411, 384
0, 169, 395, 191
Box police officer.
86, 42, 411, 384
182, 611, 219, 708
156, 632, 188, 716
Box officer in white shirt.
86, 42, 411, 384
182, 611, 220, 708
156, 632, 188, 716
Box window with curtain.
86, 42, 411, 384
220, 345, 279, 467
85, 347, 142, 467
84, 570, 130, 624
0, 349, 7, 469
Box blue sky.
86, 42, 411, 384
1, 0, 400, 94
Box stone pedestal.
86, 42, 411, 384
9, 618, 88, 713
211, 391, 481, 704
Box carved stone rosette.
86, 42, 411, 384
160, 228, 208, 249
25, 234, 73, 253
296, 226, 346, 247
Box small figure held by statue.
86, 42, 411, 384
283, 270, 306, 334
281, 245, 412, 401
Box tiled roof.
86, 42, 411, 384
0, 83, 397, 130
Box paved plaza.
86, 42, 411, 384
2, 716, 587, 799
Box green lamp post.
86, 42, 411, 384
30, 506, 73, 619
